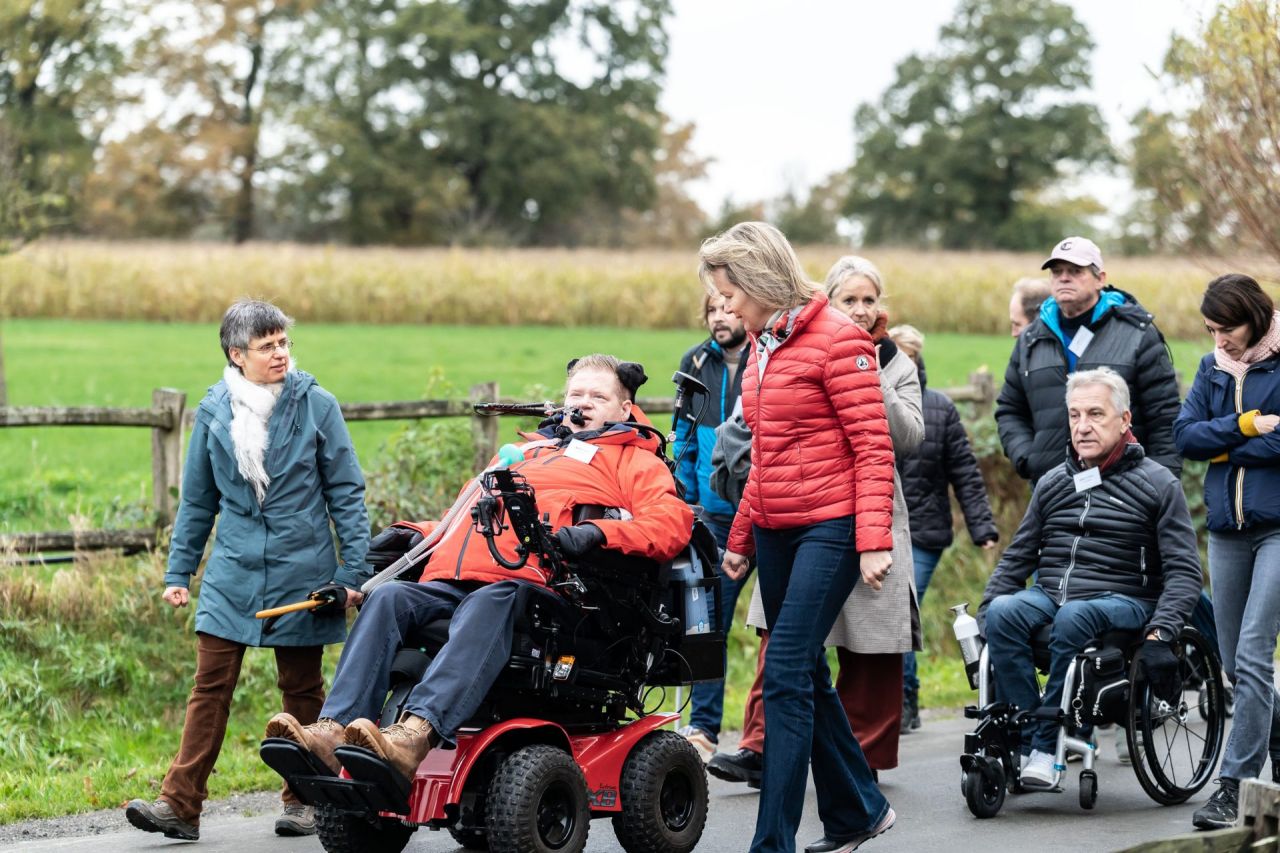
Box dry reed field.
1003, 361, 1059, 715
0, 240, 1262, 338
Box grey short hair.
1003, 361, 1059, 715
220, 299, 294, 367
824, 255, 884, 299
888, 323, 924, 358
1012, 277, 1052, 320
1066, 366, 1130, 414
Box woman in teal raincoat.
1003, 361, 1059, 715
126, 300, 370, 841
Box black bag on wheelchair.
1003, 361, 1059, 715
1070, 646, 1129, 728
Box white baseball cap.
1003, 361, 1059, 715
1041, 236, 1104, 272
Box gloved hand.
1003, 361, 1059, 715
1137, 637, 1182, 703
876, 337, 898, 369
308, 582, 350, 612
368, 525, 424, 572
555, 523, 605, 557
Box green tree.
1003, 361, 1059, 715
844, 0, 1112, 249
1164, 0, 1280, 263
0, 0, 121, 238
273, 0, 670, 246
775, 172, 849, 245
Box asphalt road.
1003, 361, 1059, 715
7, 713, 1210, 852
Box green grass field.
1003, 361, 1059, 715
0, 319, 1213, 533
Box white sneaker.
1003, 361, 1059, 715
676, 725, 716, 763
1021, 750, 1057, 789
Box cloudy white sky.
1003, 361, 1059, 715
660, 0, 1215, 215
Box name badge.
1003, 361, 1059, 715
564, 439, 598, 464
1073, 467, 1102, 492
1068, 326, 1095, 358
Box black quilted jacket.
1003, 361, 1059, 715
896, 366, 997, 551
979, 442, 1201, 639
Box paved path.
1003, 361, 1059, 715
5, 713, 1209, 852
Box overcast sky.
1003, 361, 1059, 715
660, 0, 1215, 215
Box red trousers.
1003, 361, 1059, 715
739, 632, 904, 770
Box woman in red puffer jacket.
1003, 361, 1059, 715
703, 222, 896, 853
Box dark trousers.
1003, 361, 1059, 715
321, 580, 543, 743
162, 633, 323, 824
688, 513, 754, 740
750, 517, 890, 853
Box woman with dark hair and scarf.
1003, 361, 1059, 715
1176, 274, 1280, 830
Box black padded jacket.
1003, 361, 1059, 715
979, 442, 1201, 639
897, 365, 997, 551
995, 287, 1182, 484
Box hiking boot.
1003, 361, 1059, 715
344, 717, 436, 782
125, 798, 199, 841
1193, 779, 1240, 830
707, 747, 762, 788
676, 725, 716, 763
274, 803, 316, 836
265, 713, 345, 775
804, 806, 896, 852
900, 695, 921, 734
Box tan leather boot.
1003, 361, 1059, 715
265, 712, 345, 775
343, 715, 436, 781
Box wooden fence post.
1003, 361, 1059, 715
151, 388, 186, 529
470, 381, 499, 473
969, 369, 996, 417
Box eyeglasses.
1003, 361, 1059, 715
247, 338, 293, 355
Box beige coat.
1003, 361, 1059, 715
746, 348, 924, 654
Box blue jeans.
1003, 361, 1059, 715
902, 546, 943, 702
985, 586, 1153, 753
321, 580, 548, 743
688, 513, 753, 740
751, 517, 889, 853
1208, 526, 1280, 780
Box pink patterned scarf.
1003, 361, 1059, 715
1214, 309, 1280, 379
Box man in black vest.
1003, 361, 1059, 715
980, 367, 1201, 790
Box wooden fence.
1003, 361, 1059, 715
0, 371, 996, 556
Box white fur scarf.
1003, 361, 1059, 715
223, 365, 288, 503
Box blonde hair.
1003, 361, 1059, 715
888, 324, 924, 360
1012, 277, 1052, 320
824, 255, 884, 300
565, 353, 628, 400
698, 222, 817, 311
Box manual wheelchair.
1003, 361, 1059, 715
262, 453, 724, 853
958, 615, 1226, 818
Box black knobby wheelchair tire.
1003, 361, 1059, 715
612, 731, 709, 853
1127, 627, 1226, 805
486, 744, 590, 853
314, 805, 414, 853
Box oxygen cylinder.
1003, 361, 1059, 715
951, 603, 983, 690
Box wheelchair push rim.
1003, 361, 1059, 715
1127, 627, 1226, 805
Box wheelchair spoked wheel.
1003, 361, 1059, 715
487, 744, 590, 853
1126, 627, 1226, 805
612, 731, 709, 853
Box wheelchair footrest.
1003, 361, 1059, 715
259, 738, 336, 806
333, 745, 412, 814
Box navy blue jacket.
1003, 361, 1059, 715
674, 338, 746, 517
1174, 352, 1280, 532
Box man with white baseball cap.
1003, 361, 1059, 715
995, 235, 1181, 484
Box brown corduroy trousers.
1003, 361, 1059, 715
159, 632, 324, 824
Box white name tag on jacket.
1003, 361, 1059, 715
564, 439, 598, 464
1073, 467, 1102, 492
1068, 326, 1095, 357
